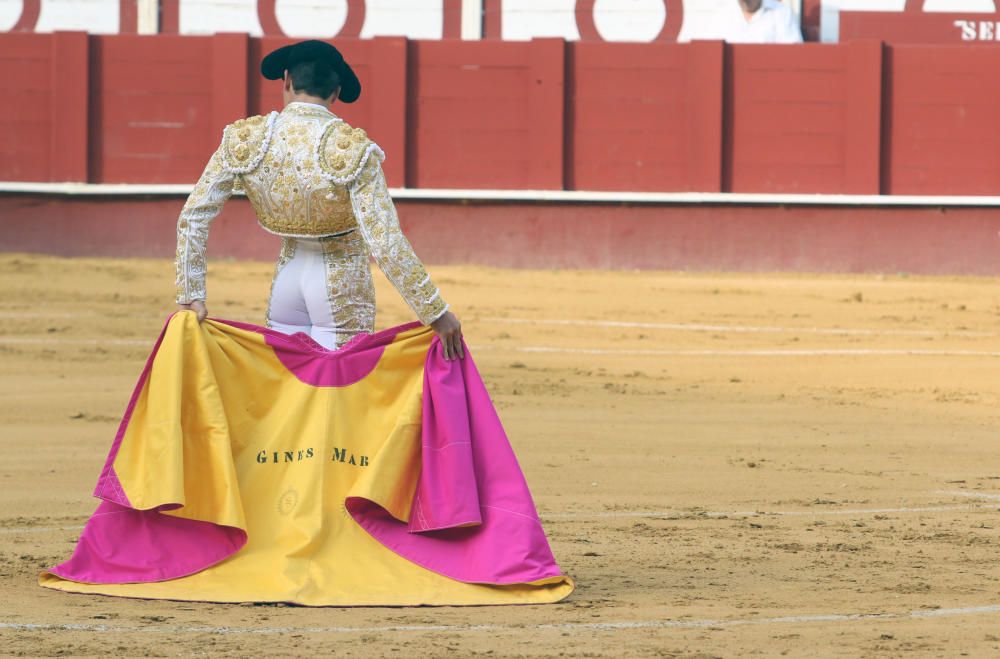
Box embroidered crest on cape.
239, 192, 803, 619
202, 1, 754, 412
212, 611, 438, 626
317, 120, 384, 186
222, 112, 278, 174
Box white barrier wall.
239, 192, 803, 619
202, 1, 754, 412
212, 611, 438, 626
2, 0, 997, 42
0, 0, 789, 40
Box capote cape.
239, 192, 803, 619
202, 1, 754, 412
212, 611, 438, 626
39, 312, 574, 606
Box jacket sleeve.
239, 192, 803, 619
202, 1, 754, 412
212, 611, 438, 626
348, 155, 448, 325
175, 144, 236, 304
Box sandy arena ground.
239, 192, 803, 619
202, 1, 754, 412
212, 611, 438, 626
2, 253, 1000, 657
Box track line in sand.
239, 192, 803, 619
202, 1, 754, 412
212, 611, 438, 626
484, 317, 994, 338
0, 503, 987, 535
2, 311, 990, 338
4, 604, 1000, 635
5, 336, 1000, 358
492, 346, 1000, 358
0, 311, 101, 319
0, 337, 150, 346
543, 504, 987, 520
0, 525, 84, 535
937, 490, 1000, 501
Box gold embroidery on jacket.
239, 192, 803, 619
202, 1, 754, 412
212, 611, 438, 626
243, 112, 359, 237
175, 146, 235, 303
175, 102, 448, 324
349, 157, 448, 325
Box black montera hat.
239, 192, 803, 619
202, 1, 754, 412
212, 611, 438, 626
260, 40, 361, 103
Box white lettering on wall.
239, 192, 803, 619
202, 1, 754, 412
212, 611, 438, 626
954, 18, 1000, 40
955, 19, 978, 39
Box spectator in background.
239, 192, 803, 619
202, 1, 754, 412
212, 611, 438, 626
680, 0, 803, 44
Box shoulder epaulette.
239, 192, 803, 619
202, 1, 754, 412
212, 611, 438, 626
317, 119, 385, 186
221, 112, 278, 174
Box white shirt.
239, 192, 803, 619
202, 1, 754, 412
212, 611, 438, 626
681, 0, 804, 44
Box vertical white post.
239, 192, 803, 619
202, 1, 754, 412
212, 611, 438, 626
461, 0, 484, 40
137, 0, 159, 34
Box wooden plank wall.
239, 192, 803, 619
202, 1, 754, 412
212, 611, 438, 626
0, 34, 55, 181
883, 45, 1000, 195
567, 41, 722, 192
1, 33, 999, 196
724, 41, 881, 194
90, 35, 214, 183
406, 38, 563, 189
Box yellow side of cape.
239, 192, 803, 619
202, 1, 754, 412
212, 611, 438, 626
40, 314, 573, 606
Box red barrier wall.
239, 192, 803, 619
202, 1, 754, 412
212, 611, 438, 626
3, 34, 1000, 197
4, 195, 1000, 276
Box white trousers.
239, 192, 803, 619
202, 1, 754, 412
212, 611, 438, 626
266, 233, 376, 350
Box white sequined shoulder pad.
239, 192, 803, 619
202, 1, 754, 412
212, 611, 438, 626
221, 112, 278, 174
317, 119, 386, 186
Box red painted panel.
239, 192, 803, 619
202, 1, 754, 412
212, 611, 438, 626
91, 35, 215, 183
884, 45, 1000, 195
408, 39, 562, 189
0, 124, 50, 180
0, 59, 52, 91
0, 31, 49, 60
844, 40, 882, 195
568, 41, 722, 192
0, 33, 52, 181
211, 33, 250, 137
50, 32, 89, 182
366, 38, 409, 187
726, 43, 879, 194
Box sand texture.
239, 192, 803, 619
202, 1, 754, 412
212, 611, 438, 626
3, 254, 1000, 657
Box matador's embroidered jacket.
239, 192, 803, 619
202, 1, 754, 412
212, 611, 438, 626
175, 101, 448, 325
